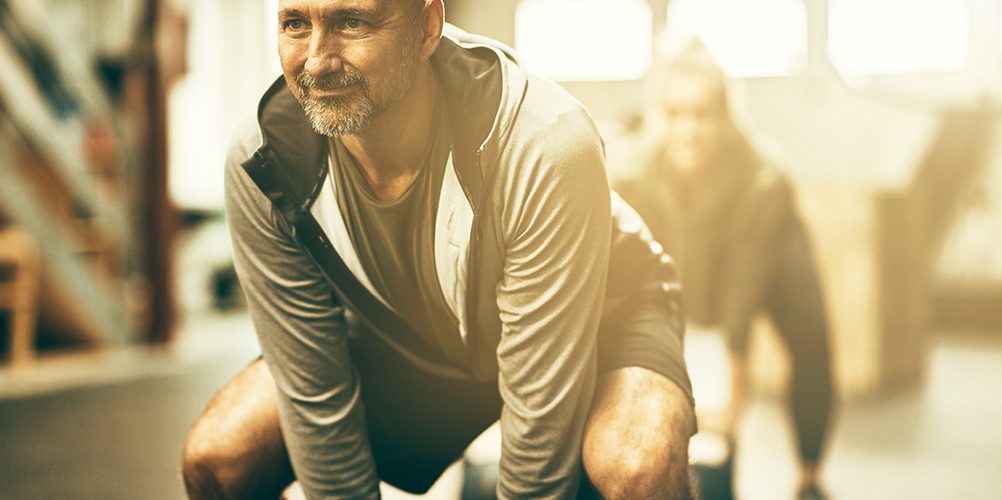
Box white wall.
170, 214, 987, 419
168, 0, 281, 210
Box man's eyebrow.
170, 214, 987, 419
332, 6, 380, 19
278, 8, 306, 19
278, 6, 382, 20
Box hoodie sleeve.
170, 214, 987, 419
224, 123, 380, 499
493, 111, 611, 499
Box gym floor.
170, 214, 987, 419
3, 319, 999, 500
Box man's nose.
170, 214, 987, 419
671, 116, 698, 141
304, 30, 344, 77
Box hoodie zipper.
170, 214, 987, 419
461, 146, 484, 376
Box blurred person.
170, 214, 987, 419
181, 0, 696, 498
613, 40, 835, 500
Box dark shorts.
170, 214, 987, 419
347, 285, 691, 495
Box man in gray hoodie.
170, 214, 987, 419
181, 1, 695, 498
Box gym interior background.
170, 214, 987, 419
1, 0, 1000, 498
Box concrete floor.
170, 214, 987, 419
2, 319, 999, 499
0, 359, 243, 499
732, 331, 1002, 500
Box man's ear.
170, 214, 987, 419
419, 0, 444, 60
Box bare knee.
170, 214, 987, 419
181, 359, 292, 499
585, 452, 666, 499
181, 430, 222, 497
583, 367, 696, 499
181, 418, 248, 498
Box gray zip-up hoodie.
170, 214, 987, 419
225, 25, 689, 499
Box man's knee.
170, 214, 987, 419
583, 367, 696, 499
180, 358, 292, 499
181, 416, 250, 497
584, 446, 683, 499
584, 418, 697, 500
181, 431, 223, 497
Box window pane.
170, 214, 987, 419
515, 0, 653, 81
829, 0, 969, 75
665, 0, 807, 78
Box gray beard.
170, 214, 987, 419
301, 92, 374, 137
297, 72, 376, 136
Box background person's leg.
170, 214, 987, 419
181, 357, 295, 499
765, 221, 835, 494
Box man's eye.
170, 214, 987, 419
343, 18, 364, 29
284, 19, 307, 30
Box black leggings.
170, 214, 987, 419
759, 220, 834, 464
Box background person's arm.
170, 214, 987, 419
493, 116, 611, 499
718, 169, 794, 354
225, 127, 380, 499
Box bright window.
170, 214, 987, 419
515, 0, 653, 81
829, 0, 970, 76
665, 0, 807, 78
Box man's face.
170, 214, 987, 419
277, 0, 423, 136
660, 73, 729, 173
